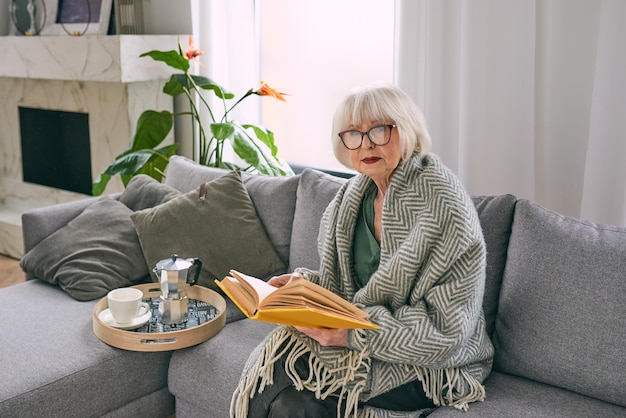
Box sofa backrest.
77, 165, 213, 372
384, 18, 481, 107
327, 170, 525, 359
287, 169, 348, 272
168, 156, 626, 406
471, 194, 517, 337
493, 199, 626, 407
165, 157, 516, 333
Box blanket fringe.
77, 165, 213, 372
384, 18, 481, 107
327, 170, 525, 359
230, 328, 291, 417
413, 366, 486, 412
231, 327, 485, 417
231, 327, 371, 418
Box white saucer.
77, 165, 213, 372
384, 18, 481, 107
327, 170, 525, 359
99, 308, 151, 330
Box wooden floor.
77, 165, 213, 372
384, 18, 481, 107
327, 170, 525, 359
0, 254, 26, 288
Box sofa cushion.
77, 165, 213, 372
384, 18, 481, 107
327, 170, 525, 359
471, 194, 517, 337
169, 319, 277, 418
493, 199, 626, 407
428, 372, 626, 417
0, 280, 174, 417
164, 155, 299, 265
20, 197, 149, 301
289, 168, 347, 272
119, 174, 181, 211
131, 170, 285, 290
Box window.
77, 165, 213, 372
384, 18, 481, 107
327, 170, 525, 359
257, 0, 394, 172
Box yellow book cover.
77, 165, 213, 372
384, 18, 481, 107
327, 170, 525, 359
214, 270, 379, 330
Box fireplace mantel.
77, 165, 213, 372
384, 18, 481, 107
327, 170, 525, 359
0, 35, 185, 258
0, 35, 184, 83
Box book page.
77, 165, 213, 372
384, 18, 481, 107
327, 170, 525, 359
229, 270, 277, 303
264, 285, 357, 317
267, 278, 369, 318
261, 294, 364, 321
216, 276, 256, 316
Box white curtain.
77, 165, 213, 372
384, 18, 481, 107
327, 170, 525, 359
395, 0, 626, 226
179, 0, 259, 161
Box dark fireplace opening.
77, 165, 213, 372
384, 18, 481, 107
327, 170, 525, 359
19, 106, 93, 195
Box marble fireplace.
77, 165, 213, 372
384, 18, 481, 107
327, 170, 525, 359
0, 35, 180, 258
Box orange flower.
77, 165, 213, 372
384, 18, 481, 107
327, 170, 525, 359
256, 81, 287, 102
184, 36, 204, 61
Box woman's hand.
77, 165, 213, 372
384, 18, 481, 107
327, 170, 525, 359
268, 272, 349, 346
295, 326, 348, 347
267, 271, 302, 288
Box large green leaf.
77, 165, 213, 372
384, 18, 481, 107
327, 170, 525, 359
128, 144, 179, 185
193, 76, 235, 99
165, 74, 234, 99
156, 143, 180, 157
229, 123, 292, 176
93, 144, 178, 195
242, 124, 278, 157
92, 173, 111, 196
210, 122, 235, 140
163, 75, 186, 97
92, 151, 153, 195
104, 151, 154, 176
140, 50, 189, 72
129, 110, 174, 152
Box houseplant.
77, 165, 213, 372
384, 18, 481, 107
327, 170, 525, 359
93, 36, 293, 196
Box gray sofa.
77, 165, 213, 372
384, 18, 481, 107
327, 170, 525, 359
1, 155, 624, 417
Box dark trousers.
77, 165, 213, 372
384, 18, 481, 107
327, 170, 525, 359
247, 355, 435, 418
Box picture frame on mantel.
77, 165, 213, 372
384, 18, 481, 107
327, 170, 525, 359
40, 0, 113, 35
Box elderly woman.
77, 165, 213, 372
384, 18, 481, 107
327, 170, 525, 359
231, 85, 493, 417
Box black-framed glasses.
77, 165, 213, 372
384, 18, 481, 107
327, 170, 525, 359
338, 124, 396, 150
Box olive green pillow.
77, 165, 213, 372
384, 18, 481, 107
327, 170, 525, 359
130, 170, 285, 289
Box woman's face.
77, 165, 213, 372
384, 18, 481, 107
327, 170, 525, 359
345, 121, 402, 187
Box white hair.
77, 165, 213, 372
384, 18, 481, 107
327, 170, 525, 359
331, 84, 432, 169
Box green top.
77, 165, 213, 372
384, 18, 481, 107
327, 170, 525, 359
352, 183, 380, 288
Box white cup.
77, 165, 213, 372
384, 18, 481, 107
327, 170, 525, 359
107, 288, 149, 324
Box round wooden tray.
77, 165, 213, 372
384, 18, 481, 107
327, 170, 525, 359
93, 284, 226, 352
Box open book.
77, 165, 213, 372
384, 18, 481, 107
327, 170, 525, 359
214, 270, 379, 330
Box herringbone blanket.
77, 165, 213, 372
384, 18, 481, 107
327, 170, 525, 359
232, 153, 493, 417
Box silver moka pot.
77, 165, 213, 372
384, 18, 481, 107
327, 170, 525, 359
153, 254, 202, 325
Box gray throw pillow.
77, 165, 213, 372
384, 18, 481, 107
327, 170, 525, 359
131, 170, 285, 290
119, 174, 181, 211
288, 169, 347, 272
493, 199, 626, 407
20, 197, 149, 301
